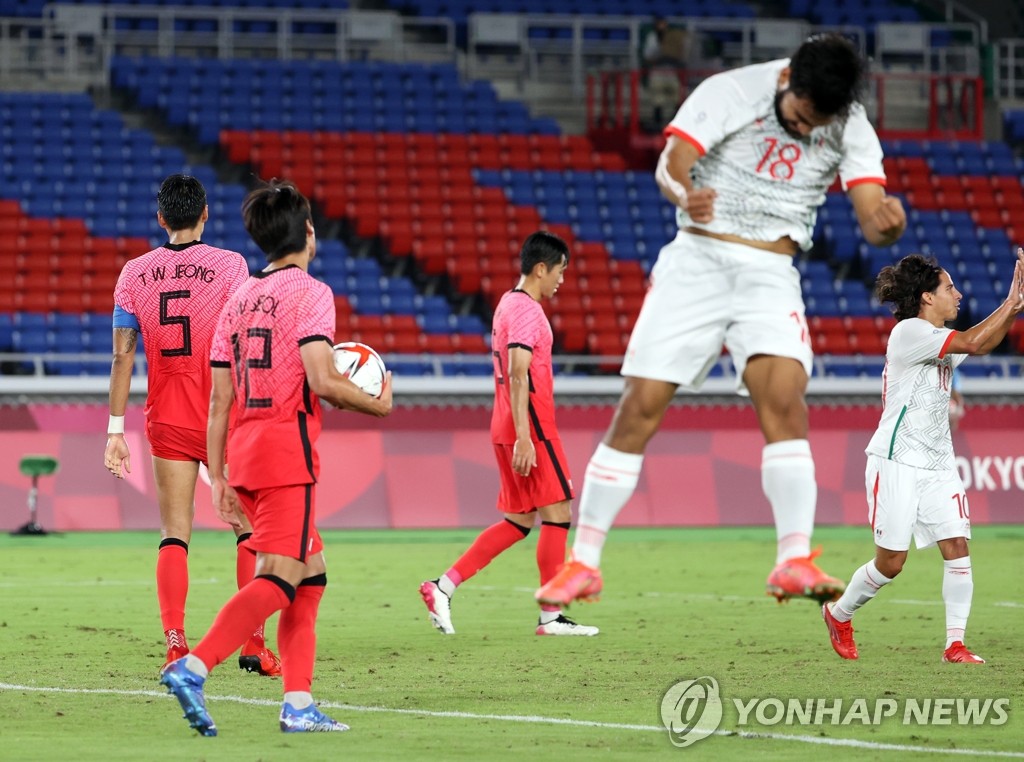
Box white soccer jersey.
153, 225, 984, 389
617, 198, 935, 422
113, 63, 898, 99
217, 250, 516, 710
665, 59, 885, 250
865, 318, 967, 470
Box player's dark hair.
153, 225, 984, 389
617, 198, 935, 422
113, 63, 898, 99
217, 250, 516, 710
788, 33, 865, 117
241, 179, 312, 262
157, 174, 206, 231
519, 230, 569, 275
875, 253, 943, 322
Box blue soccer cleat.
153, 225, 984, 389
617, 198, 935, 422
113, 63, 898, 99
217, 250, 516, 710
279, 702, 350, 733
159, 658, 217, 737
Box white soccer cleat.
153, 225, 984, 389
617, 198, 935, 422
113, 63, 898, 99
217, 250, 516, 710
535, 614, 599, 636
419, 579, 455, 634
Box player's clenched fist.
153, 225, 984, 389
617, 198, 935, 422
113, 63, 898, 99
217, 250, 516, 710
871, 195, 906, 244
684, 188, 717, 224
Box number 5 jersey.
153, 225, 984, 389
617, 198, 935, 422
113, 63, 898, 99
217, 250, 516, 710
113, 241, 249, 431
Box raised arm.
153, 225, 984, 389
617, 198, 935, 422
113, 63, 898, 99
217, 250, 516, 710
300, 339, 393, 417
945, 251, 1024, 355
848, 182, 907, 247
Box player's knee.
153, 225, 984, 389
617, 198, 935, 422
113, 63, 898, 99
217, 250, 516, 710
876, 554, 905, 578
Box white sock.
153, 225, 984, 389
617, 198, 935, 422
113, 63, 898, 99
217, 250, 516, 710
832, 560, 892, 622
182, 654, 209, 678
943, 558, 973, 648
539, 609, 561, 625
437, 574, 456, 597
761, 439, 816, 564
572, 443, 643, 568
284, 691, 314, 710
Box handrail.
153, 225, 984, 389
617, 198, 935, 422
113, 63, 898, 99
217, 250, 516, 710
1, 352, 1022, 398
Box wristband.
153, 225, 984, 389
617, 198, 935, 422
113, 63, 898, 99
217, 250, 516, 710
107, 415, 125, 435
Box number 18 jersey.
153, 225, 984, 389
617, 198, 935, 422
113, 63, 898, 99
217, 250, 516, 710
665, 59, 886, 250
113, 242, 249, 431
210, 265, 336, 491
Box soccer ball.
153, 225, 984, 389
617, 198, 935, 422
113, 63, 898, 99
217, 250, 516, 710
333, 341, 387, 398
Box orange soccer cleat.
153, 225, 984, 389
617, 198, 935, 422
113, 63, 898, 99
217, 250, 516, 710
239, 639, 282, 676
535, 556, 603, 607
163, 628, 190, 670
942, 642, 986, 664
766, 548, 846, 604
822, 602, 859, 660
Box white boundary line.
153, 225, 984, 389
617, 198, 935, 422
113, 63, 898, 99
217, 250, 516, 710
0, 682, 1021, 758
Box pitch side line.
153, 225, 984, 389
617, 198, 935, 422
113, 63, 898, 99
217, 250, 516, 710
474, 585, 1023, 609
0, 683, 1021, 759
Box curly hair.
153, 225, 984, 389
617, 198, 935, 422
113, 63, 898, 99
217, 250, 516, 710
874, 254, 943, 321
788, 34, 865, 118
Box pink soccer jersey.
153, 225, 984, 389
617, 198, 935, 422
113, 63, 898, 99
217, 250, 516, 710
113, 242, 249, 431
210, 265, 336, 491
490, 289, 558, 444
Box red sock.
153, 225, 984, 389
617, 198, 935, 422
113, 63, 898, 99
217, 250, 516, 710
156, 539, 189, 635
235, 533, 256, 589
538, 522, 570, 612
278, 574, 326, 693
449, 519, 529, 584
235, 533, 265, 645
191, 575, 293, 672
537, 522, 570, 585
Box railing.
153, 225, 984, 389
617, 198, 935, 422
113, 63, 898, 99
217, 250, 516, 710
1, 352, 1022, 399
993, 38, 1024, 100
468, 14, 985, 99
0, 6, 456, 86
587, 68, 985, 152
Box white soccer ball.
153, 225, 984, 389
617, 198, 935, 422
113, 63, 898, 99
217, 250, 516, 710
333, 341, 386, 398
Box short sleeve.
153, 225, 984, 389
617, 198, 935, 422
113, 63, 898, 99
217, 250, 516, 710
506, 301, 545, 350
891, 319, 956, 366
838, 105, 886, 190
210, 301, 233, 367
296, 281, 336, 346
664, 71, 749, 156
228, 254, 249, 294
113, 263, 135, 315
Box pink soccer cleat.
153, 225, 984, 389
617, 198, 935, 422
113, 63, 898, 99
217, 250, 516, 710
766, 548, 846, 604
535, 556, 603, 606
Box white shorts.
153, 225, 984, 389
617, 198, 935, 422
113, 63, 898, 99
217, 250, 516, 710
865, 454, 971, 551
621, 231, 813, 394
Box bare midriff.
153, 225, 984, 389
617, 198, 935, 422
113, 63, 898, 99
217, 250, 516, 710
685, 226, 798, 255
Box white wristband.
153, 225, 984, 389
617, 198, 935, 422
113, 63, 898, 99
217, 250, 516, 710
107, 415, 125, 435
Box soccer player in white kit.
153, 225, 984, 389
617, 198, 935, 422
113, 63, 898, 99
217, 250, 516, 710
538, 34, 907, 607
823, 251, 1024, 663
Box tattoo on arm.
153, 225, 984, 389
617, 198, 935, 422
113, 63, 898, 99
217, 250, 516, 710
116, 328, 138, 353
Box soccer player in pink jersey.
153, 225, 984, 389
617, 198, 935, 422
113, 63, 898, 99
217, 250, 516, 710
823, 250, 1024, 664
103, 174, 281, 675
539, 34, 908, 608
419, 232, 598, 636
160, 179, 392, 736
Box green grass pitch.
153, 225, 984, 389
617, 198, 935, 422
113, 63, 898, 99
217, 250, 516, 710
1, 525, 1021, 761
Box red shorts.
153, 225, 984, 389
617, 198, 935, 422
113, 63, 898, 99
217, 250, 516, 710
235, 483, 323, 562
494, 439, 574, 514
146, 419, 208, 464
